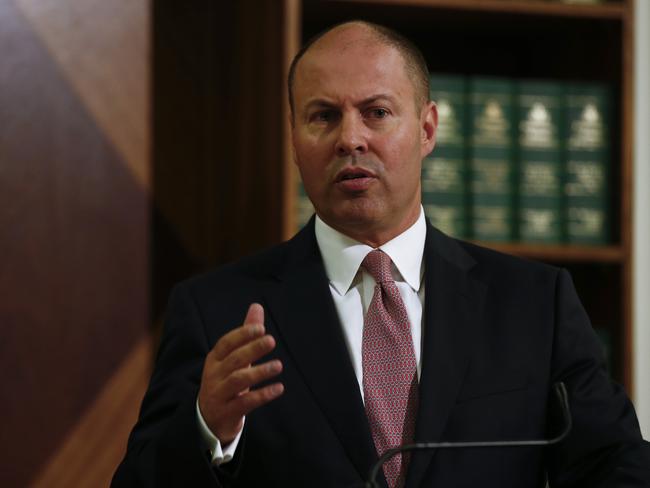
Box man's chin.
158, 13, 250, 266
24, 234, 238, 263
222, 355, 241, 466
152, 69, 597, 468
315, 200, 420, 246
314, 207, 388, 244
322, 206, 381, 230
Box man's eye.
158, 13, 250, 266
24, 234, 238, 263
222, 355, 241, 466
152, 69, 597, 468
312, 111, 337, 122
367, 108, 389, 119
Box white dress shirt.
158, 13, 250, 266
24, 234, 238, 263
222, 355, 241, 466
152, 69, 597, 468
315, 208, 426, 394
198, 207, 427, 464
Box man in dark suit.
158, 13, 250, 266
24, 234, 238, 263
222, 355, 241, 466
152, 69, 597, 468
113, 21, 650, 487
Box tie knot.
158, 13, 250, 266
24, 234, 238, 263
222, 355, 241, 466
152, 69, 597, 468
362, 249, 394, 284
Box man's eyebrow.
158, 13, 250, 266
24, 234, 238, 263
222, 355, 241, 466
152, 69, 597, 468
303, 99, 337, 112
358, 94, 396, 106
303, 94, 396, 112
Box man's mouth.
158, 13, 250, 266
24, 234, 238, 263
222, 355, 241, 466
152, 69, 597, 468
335, 168, 375, 182
334, 167, 376, 191
341, 173, 367, 180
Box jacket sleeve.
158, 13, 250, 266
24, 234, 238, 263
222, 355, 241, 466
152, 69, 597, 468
546, 269, 650, 487
111, 282, 242, 488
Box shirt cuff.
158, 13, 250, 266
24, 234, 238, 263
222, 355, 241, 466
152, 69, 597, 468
196, 398, 244, 466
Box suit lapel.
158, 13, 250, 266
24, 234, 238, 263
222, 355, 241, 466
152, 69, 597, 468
261, 221, 485, 487
406, 224, 486, 488
262, 222, 384, 486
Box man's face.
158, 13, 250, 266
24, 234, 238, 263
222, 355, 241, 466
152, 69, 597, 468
291, 28, 437, 246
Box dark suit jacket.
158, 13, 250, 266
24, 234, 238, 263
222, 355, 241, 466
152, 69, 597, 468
113, 219, 650, 487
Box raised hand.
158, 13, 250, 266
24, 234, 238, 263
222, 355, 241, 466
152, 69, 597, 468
198, 303, 284, 444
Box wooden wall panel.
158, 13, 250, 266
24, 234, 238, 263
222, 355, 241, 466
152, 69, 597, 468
0, 1, 150, 486
15, 0, 150, 189
30, 338, 153, 488
1, 0, 295, 485
152, 1, 289, 316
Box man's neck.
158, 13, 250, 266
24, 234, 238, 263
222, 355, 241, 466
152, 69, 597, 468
318, 210, 422, 248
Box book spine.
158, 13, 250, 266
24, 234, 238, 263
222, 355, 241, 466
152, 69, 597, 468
468, 77, 516, 242
517, 81, 564, 243
564, 83, 610, 244
424, 75, 468, 238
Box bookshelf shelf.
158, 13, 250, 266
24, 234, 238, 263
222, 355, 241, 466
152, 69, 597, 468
281, 0, 635, 390
474, 242, 625, 262
345, 0, 626, 20
154, 0, 634, 393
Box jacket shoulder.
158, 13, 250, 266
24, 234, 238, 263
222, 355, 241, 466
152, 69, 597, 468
456, 239, 562, 288
173, 223, 317, 309
180, 241, 289, 299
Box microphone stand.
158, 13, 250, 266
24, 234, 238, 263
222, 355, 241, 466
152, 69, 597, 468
365, 382, 572, 488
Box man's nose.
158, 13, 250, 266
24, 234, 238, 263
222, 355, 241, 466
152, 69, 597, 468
335, 114, 368, 157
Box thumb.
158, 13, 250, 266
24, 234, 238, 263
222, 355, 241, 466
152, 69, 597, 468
243, 302, 264, 327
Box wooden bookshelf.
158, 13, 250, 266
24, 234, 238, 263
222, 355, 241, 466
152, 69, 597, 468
348, 0, 627, 19
149, 0, 635, 399
474, 243, 626, 262
279, 0, 635, 390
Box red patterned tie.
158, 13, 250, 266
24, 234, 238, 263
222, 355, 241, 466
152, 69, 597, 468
361, 249, 419, 488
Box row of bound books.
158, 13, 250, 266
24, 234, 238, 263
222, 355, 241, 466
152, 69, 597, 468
424, 74, 610, 245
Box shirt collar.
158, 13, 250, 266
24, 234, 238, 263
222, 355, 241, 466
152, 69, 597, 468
314, 207, 427, 296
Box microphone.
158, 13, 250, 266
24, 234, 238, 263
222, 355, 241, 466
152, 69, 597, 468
365, 382, 572, 488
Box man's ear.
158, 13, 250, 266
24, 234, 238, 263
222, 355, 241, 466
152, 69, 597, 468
290, 120, 299, 167
420, 101, 438, 158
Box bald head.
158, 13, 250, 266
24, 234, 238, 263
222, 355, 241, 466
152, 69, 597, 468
288, 21, 430, 121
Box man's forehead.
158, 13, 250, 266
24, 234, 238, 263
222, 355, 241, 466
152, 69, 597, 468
290, 22, 421, 114
294, 45, 408, 106
299, 42, 400, 74
295, 31, 405, 88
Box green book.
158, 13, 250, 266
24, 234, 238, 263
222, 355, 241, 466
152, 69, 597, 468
564, 83, 610, 245
468, 77, 516, 242
517, 81, 564, 243
296, 180, 314, 229
423, 74, 468, 238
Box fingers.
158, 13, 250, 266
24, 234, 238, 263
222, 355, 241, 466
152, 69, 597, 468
220, 359, 283, 399
211, 303, 265, 361
229, 382, 285, 416
243, 302, 264, 327
198, 303, 284, 441
206, 302, 282, 394
221, 334, 276, 376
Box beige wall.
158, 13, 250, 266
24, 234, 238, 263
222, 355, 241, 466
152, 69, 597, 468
633, 0, 650, 439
